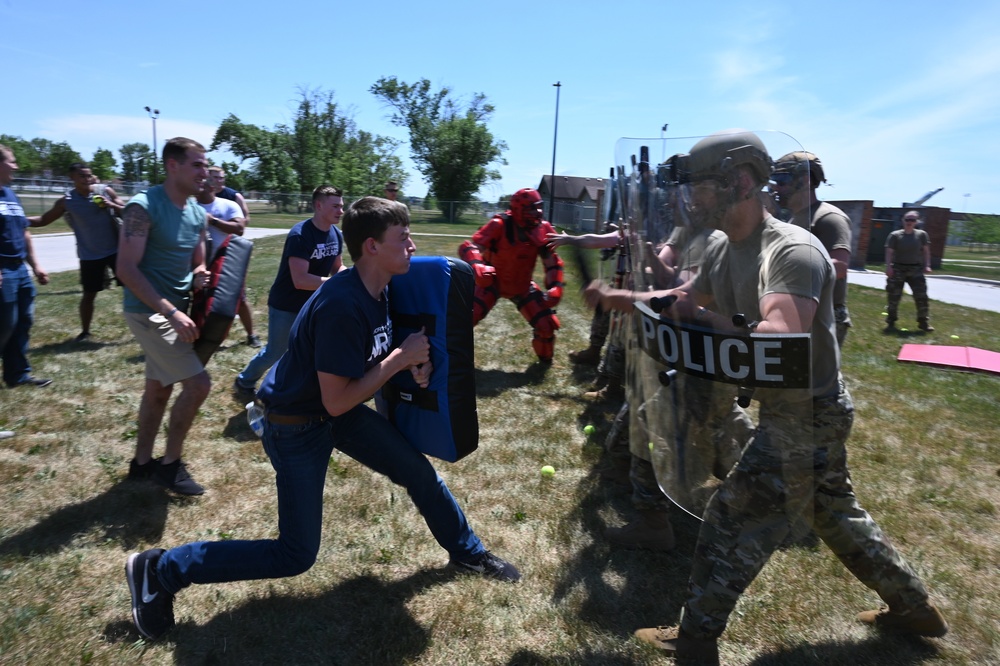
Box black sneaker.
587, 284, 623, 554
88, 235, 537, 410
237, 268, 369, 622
128, 457, 158, 481
154, 459, 205, 495
74, 331, 92, 343
125, 548, 175, 640
233, 377, 256, 399
247, 334, 263, 348
450, 550, 521, 583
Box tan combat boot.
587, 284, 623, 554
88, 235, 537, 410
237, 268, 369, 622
857, 601, 948, 637
634, 625, 719, 665
584, 376, 623, 402
604, 510, 676, 551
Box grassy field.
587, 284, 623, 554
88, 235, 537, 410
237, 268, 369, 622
1, 232, 998, 665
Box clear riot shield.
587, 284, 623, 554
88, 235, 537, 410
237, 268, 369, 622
614, 130, 831, 526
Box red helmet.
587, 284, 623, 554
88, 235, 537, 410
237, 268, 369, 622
510, 188, 544, 227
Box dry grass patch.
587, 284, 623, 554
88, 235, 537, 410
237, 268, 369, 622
1, 237, 998, 664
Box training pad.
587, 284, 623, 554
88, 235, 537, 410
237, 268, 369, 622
897, 343, 1000, 375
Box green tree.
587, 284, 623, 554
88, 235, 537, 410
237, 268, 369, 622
219, 161, 248, 193
0, 135, 42, 175
962, 214, 1000, 245
119, 142, 154, 183
211, 114, 297, 196
47, 141, 84, 177
90, 148, 117, 182
211, 88, 407, 203
370, 77, 506, 221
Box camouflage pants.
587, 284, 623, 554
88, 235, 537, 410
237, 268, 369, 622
595, 309, 630, 382
679, 384, 930, 640
587, 308, 610, 348
604, 401, 672, 512
886, 264, 930, 322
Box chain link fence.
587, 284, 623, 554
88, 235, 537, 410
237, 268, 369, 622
11, 177, 599, 231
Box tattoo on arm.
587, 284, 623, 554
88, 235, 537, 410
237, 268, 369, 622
122, 205, 151, 239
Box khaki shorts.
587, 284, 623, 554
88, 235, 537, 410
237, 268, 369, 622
124, 311, 205, 385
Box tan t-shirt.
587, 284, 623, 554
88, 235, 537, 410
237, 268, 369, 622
694, 216, 840, 404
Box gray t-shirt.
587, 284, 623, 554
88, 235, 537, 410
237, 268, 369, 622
792, 201, 852, 306
886, 228, 929, 265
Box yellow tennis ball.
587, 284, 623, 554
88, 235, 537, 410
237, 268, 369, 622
540, 465, 555, 477
583, 425, 595, 435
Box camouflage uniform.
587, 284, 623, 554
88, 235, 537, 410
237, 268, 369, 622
886, 264, 930, 323
677, 216, 933, 641
680, 383, 931, 639
885, 227, 931, 324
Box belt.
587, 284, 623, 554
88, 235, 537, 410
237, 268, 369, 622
265, 411, 329, 425
0, 258, 24, 269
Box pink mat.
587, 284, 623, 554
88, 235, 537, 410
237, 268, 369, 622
897, 344, 1000, 375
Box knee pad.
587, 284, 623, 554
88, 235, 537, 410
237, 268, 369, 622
532, 313, 561, 361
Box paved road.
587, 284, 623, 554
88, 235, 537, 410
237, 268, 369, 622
30, 229, 1000, 314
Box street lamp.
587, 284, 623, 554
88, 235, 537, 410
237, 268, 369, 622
661, 123, 669, 161
549, 82, 561, 225
144, 106, 160, 183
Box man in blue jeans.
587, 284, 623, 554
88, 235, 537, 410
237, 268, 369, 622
126, 196, 521, 640
0, 144, 51, 388
234, 185, 346, 395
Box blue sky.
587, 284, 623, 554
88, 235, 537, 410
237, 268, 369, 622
4, 0, 999, 214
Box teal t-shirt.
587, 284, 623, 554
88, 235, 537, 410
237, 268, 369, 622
122, 185, 205, 313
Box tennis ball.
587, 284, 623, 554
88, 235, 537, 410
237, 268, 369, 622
648, 442, 654, 452
950, 334, 960, 339
540, 465, 555, 477
92, 195, 106, 208
583, 425, 595, 435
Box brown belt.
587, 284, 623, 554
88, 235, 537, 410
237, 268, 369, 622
265, 411, 329, 425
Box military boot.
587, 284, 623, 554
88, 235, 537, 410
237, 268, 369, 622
633, 625, 719, 665
857, 601, 948, 637
604, 510, 676, 551
568, 344, 602, 366
584, 376, 623, 402
918, 318, 935, 332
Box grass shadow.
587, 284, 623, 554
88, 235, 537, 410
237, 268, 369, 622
475, 362, 551, 397
0, 480, 170, 558
503, 648, 643, 665
104, 568, 455, 664
747, 633, 942, 665
32, 337, 128, 356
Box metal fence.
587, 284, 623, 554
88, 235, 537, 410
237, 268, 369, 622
11, 178, 598, 230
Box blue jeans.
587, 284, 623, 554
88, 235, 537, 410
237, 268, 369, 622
156, 403, 484, 593
236, 306, 298, 388
0, 264, 37, 386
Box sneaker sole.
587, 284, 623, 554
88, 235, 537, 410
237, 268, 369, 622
125, 553, 156, 640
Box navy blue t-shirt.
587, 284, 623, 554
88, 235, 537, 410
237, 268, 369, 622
258, 268, 392, 416
1, 187, 29, 261
216, 186, 239, 202
267, 218, 344, 313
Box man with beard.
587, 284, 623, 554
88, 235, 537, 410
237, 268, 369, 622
585, 130, 947, 664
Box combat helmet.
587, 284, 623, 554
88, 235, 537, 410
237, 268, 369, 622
773, 151, 826, 187
684, 129, 772, 186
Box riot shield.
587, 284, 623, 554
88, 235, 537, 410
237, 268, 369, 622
613, 130, 835, 527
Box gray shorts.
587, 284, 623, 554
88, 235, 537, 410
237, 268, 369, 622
124, 311, 204, 385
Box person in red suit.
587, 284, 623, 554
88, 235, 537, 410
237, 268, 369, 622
459, 188, 564, 363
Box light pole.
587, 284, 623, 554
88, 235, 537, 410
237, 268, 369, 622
549, 82, 561, 224
661, 123, 669, 161
144, 106, 160, 183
